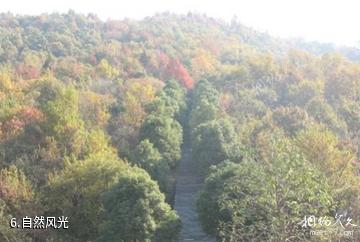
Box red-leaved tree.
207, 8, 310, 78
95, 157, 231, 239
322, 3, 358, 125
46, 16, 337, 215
165, 58, 194, 90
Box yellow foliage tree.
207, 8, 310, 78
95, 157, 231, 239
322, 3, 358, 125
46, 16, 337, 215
79, 91, 114, 129
122, 82, 155, 129
191, 49, 218, 79
97, 59, 120, 79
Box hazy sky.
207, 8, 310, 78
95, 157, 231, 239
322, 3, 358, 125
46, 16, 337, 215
1, 0, 359, 46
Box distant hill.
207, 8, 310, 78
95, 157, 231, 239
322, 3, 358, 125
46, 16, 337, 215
0, 11, 359, 71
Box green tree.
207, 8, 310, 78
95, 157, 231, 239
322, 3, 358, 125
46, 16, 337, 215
189, 99, 218, 129
0, 199, 32, 242
99, 167, 181, 242
161, 79, 187, 120
139, 115, 182, 167
197, 138, 335, 241
286, 79, 323, 107
306, 97, 347, 137
43, 152, 124, 241
0, 166, 35, 241
229, 89, 269, 121
191, 79, 219, 108
41, 84, 85, 157
338, 99, 360, 139
192, 118, 242, 172
272, 106, 309, 136
0, 165, 34, 216
131, 139, 170, 194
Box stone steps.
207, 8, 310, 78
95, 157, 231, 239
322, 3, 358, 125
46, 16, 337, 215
174, 139, 216, 242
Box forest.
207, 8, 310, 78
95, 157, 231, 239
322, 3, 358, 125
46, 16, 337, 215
0, 11, 360, 242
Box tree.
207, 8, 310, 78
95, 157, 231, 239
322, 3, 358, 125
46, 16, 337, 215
247, 52, 280, 88
160, 79, 187, 121
286, 79, 323, 107
189, 79, 220, 129
41, 85, 85, 157
97, 59, 120, 79
121, 82, 156, 130
82, 129, 118, 158
0, 165, 34, 216
131, 139, 170, 194
228, 90, 269, 121
191, 49, 218, 79
295, 125, 360, 225
324, 60, 360, 103
255, 87, 278, 108
15, 64, 40, 80
197, 138, 335, 241
79, 91, 114, 129
1, 106, 43, 143
306, 97, 348, 137
108, 81, 157, 156
272, 106, 309, 136
338, 99, 360, 140
99, 167, 181, 242
296, 125, 356, 180
0, 166, 36, 241
0, 199, 33, 242
0, 66, 25, 125
197, 161, 273, 240
139, 115, 183, 167
144, 96, 174, 119
165, 58, 194, 90
189, 99, 218, 130
192, 118, 242, 172
43, 153, 125, 241
191, 79, 219, 107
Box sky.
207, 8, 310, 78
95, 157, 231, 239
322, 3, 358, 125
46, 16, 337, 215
0, 0, 359, 47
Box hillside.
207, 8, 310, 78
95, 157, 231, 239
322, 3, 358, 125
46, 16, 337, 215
1, 12, 360, 241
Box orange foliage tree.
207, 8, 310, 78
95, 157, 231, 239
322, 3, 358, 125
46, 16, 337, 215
165, 58, 194, 90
